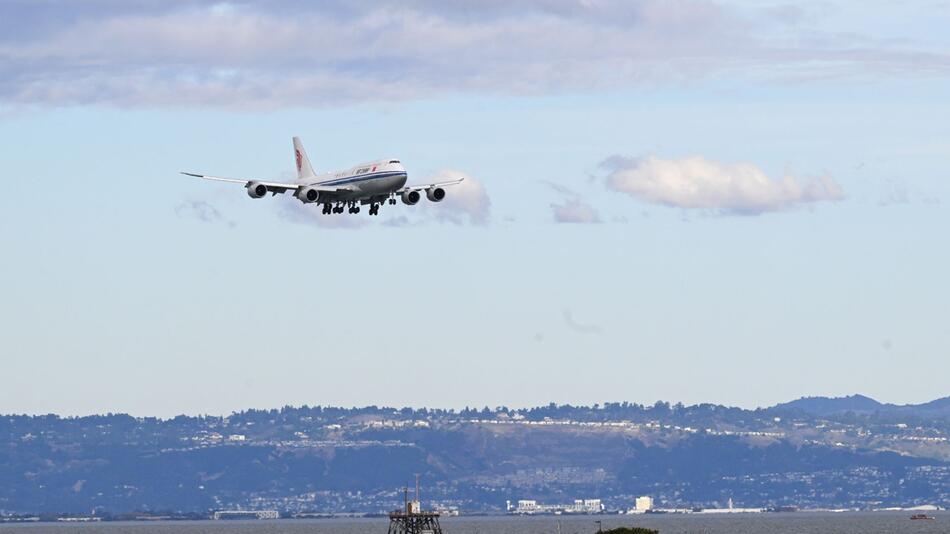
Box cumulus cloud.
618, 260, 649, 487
602, 155, 844, 214
423, 170, 492, 226
1, 1, 947, 108
551, 199, 601, 223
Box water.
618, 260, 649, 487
0, 513, 947, 534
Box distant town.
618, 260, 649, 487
0, 395, 948, 521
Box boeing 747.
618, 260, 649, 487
182, 137, 463, 216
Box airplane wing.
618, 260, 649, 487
180, 172, 351, 194
397, 176, 465, 193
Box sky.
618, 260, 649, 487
1, 1, 949, 417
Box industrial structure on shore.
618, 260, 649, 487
388, 477, 444, 534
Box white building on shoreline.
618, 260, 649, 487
507, 498, 604, 514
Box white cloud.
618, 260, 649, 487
1, 2, 947, 108
551, 199, 601, 223
603, 154, 844, 214
423, 170, 492, 226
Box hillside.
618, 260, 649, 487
1, 398, 948, 515
772, 394, 950, 419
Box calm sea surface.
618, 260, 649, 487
0, 513, 947, 534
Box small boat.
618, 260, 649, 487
910, 514, 934, 520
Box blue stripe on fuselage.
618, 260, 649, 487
317, 170, 407, 187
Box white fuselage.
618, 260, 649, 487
308, 159, 408, 201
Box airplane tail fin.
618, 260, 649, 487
293, 137, 316, 179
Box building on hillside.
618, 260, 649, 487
633, 496, 653, 513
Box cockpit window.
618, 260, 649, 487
389, 160, 400, 164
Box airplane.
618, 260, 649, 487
181, 137, 464, 216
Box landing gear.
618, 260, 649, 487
325, 200, 383, 215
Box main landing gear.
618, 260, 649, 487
320, 201, 381, 216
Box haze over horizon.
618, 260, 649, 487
2, 1, 949, 418
3, 393, 948, 420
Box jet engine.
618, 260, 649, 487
401, 190, 421, 205
246, 182, 268, 199
426, 187, 446, 202
295, 186, 321, 203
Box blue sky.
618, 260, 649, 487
1, 1, 948, 416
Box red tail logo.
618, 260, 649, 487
295, 149, 302, 172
